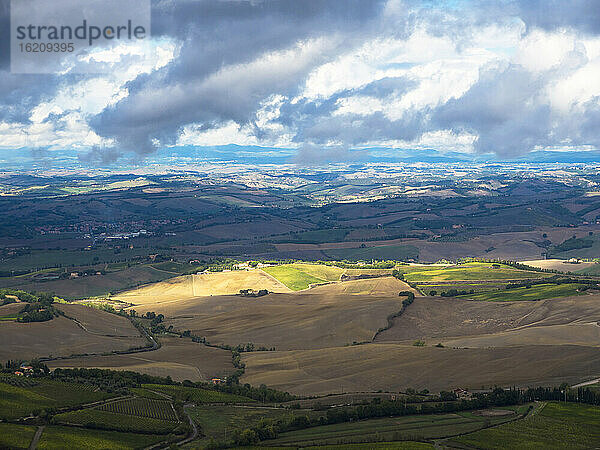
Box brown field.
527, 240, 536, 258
0, 303, 23, 316
113, 269, 291, 308
307, 276, 415, 296
442, 323, 600, 348
411, 235, 543, 263
0, 304, 146, 361
273, 238, 411, 252
46, 336, 234, 381
116, 276, 407, 351
155, 292, 400, 350
375, 295, 600, 346
56, 304, 142, 337
241, 343, 600, 396
523, 259, 596, 272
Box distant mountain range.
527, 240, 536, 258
2, 145, 600, 169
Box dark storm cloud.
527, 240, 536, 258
513, 0, 600, 35
273, 76, 422, 149
433, 64, 551, 156
432, 44, 595, 157
90, 0, 388, 154
0, 0, 65, 123
6, 0, 600, 162
0, 0, 9, 70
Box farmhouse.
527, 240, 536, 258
453, 388, 472, 399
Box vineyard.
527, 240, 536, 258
0, 380, 114, 421
0, 374, 39, 387
52, 408, 181, 434
129, 387, 170, 400
97, 398, 178, 421
142, 384, 253, 404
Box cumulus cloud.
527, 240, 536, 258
5, 0, 600, 163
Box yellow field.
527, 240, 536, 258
46, 336, 234, 382
290, 263, 346, 281
262, 263, 396, 291
113, 269, 291, 307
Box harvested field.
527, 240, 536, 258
241, 343, 600, 396
523, 258, 596, 273
375, 295, 600, 344
307, 276, 415, 296
156, 290, 402, 350
0, 305, 146, 361
443, 323, 600, 348
113, 269, 290, 307
117, 277, 406, 350
46, 336, 234, 382
56, 304, 141, 337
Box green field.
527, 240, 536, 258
268, 411, 516, 446
52, 408, 180, 434
399, 262, 547, 282
189, 405, 318, 443
0, 422, 37, 449
142, 384, 253, 404
37, 425, 165, 450
262, 265, 327, 290
129, 387, 172, 400
460, 283, 586, 302
418, 283, 506, 295
324, 244, 419, 261
0, 379, 115, 420
303, 443, 433, 450
451, 402, 600, 449
97, 397, 178, 421
289, 263, 345, 281
238, 443, 433, 450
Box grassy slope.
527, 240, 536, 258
460, 283, 586, 302
189, 405, 318, 443
399, 263, 546, 282
37, 425, 164, 450
0, 380, 115, 420
262, 266, 326, 290
52, 409, 179, 434
452, 402, 600, 449
290, 263, 345, 282
0, 422, 37, 449
268, 411, 512, 446
302, 443, 433, 450
142, 384, 253, 404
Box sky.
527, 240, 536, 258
3, 0, 600, 165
